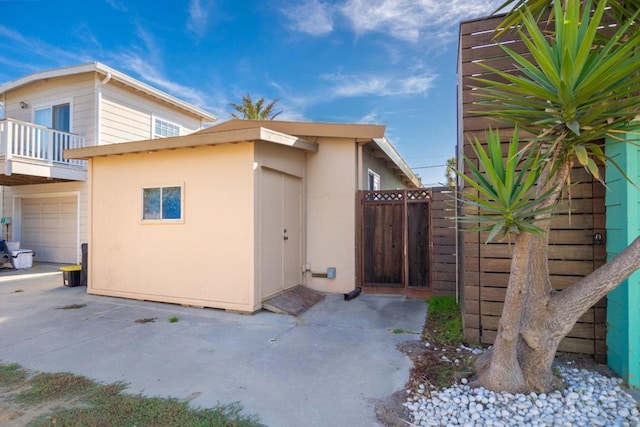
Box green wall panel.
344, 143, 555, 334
605, 136, 640, 389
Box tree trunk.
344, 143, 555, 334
475, 232, 532, 393
475, 158, 567, 393
475, 156, 640, 393
477, 233, 640, 393
519, 236, 640, 391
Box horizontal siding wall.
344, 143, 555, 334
100, 82, 205, 145
459, 15, 607, 359
4, 73, 96, 145
362, 145, 406, 190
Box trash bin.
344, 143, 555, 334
60, 265, 82, 287
11, 249, 35, 269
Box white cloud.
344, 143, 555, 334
321, 71, 436, 97
107, 24, 221, 114
114, 53, 209, 107
0, 25, 28, 45
283, 0, 502, 42
103, 0, 128, 11
74, 23, 102, 50
271, 103, 309, 122
133, 24, 161, 63
0, 25, 92, 68
357, 110, 382, 124
186, 0, 212, 37
282, 0, 334, 36
340, 0, 502, 42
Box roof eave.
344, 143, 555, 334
372, 137, 421, 188
65, 127, 317, 159
200, 119, 386, 139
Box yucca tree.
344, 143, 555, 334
460, 0, 640, 392
495, 0, 640, 33
229, 94, 282, 120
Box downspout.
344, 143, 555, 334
353, 140, 367, 294
303, 152, 309, 286
356, 140, 366, 190
95, 72, 112, 146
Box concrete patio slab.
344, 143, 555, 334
0, 264, 427, 426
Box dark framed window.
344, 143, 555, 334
142, 186, 182, 221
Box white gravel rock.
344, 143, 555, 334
404, 366, 640, 427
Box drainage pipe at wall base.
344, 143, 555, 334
344, 287, 362, 301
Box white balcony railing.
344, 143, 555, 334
0, 118, 85, 168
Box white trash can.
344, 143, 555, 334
11, 250, 34, 269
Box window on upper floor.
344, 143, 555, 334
153, 117, 181, 138
368, 170, 381, 190
142, 185, 183, 222
34, 102, 71, 132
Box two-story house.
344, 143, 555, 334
0, 62, 217, 263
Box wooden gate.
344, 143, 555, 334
357, 189, 432, 298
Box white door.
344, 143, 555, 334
21, 197, 77, 263
260, 169, 302, 299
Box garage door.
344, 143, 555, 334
21, 197, 78, 263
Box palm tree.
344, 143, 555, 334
445, 157, 457, 187
229, 94, 282, 120
458, 0, 640, 392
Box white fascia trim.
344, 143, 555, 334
258, 127, 318, 152
372, 137, 421, 187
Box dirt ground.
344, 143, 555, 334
0, 381, 84, 427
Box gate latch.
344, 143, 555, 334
594, 232, 603, 245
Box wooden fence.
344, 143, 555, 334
356, 187, 457, 298
458, 15, 607, 360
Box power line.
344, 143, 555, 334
411, 164, 447, 170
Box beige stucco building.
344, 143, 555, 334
0, 63, 217, 263
67, 120, 420, 312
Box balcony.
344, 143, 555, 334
0, 118, 87, 185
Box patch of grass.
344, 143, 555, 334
168, 316, 180, 323
1, 366, 263, 426
134, 317, 157, 324
55, 303, 87, 310
404, 296, 476, 393
422, 296, 463, 346
30, 390, 263, 427
0, 363, 28, 387
13, 372, 96, 405
389, 328, 418, 335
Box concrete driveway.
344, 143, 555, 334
0, 264, 427, 426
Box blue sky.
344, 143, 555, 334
1, 0, 502, 185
